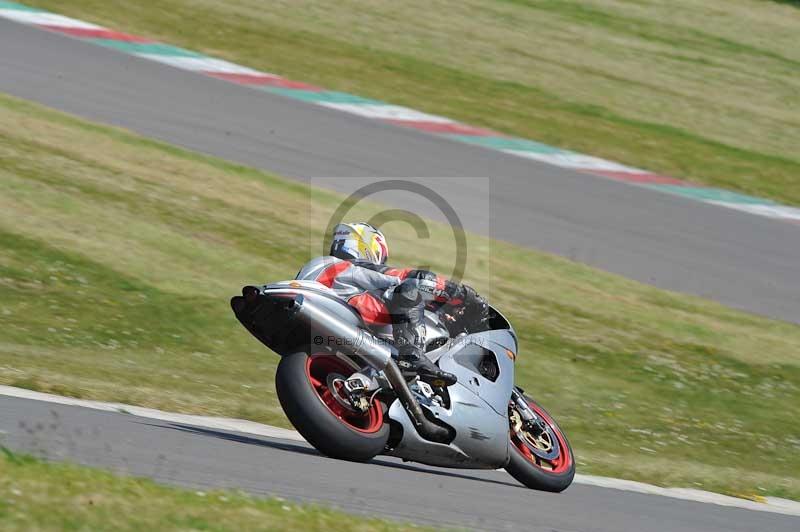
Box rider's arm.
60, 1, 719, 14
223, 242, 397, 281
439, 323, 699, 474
340, 263, 401, 292
387, 270, 489, 332
387, 269, 472, 305
360, 266, 451, 303
295, 256, 396, 287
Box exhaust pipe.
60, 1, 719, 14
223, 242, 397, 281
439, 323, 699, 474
290, 294, 451, 444
382, 361, 451, 443
288, 293, 393, 370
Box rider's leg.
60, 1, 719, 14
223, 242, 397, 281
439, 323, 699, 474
388, 279, 457, 386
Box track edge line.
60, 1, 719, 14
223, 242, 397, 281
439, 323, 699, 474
1, 384, 799, 516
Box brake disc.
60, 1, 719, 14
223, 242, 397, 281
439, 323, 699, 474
326, 373, 363, 413
510, 407, 561, 461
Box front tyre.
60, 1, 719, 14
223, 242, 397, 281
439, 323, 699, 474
505, 394, 575, 492
275, 352, 389, 462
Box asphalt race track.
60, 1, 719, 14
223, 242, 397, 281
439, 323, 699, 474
2, 396, 798, 532
1, 16, 800, 531
1, 19, 800, 323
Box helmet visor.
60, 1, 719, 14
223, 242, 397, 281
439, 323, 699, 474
331, 237, 364, 261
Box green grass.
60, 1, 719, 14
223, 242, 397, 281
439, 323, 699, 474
1, 93, 799, 501
20, 0, 800, 206
0, 449, 432, 531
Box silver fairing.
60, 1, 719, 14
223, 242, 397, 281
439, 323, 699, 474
385, 328, 517, 469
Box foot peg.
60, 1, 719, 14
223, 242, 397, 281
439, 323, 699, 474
397, 356, 457, 387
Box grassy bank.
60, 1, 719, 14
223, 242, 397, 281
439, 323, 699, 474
21, 0, 800, 206
1, 93, 799, 499
0, 449, 430, 531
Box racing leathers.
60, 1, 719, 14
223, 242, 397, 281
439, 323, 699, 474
295, 256, 488, 386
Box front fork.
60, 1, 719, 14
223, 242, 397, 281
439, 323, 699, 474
511, 388, 545, 436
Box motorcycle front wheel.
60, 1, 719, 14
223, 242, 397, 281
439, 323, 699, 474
505, 393, 575, 492
276, 351, 389, 462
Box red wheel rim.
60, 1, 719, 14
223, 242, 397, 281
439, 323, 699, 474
510, 400, 572, 474
305, 354, 384, 433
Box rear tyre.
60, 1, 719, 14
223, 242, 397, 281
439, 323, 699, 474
505, 394, 575, 492
276, 351, 389, 462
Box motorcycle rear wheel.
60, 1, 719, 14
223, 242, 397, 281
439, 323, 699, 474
505, 393, 575, 492
276, 351, 389, 462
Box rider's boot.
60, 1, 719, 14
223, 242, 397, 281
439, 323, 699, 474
389, 279, 457, 387
396, 345, 457, 387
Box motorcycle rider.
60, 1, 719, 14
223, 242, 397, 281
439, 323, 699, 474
296, 222, 489, 387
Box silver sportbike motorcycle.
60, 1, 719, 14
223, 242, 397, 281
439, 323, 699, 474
231, 279, 575, 492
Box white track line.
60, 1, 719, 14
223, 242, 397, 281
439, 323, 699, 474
317, 103, 455, 123
0, 385, 303, 442
0, 10, 102, 29
505, 151, 646, 173
134, 55, 266, 75
706, 201, 800, 221
1, 385, 798, 517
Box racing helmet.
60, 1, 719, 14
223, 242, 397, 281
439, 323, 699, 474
329, 222, 389, 264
